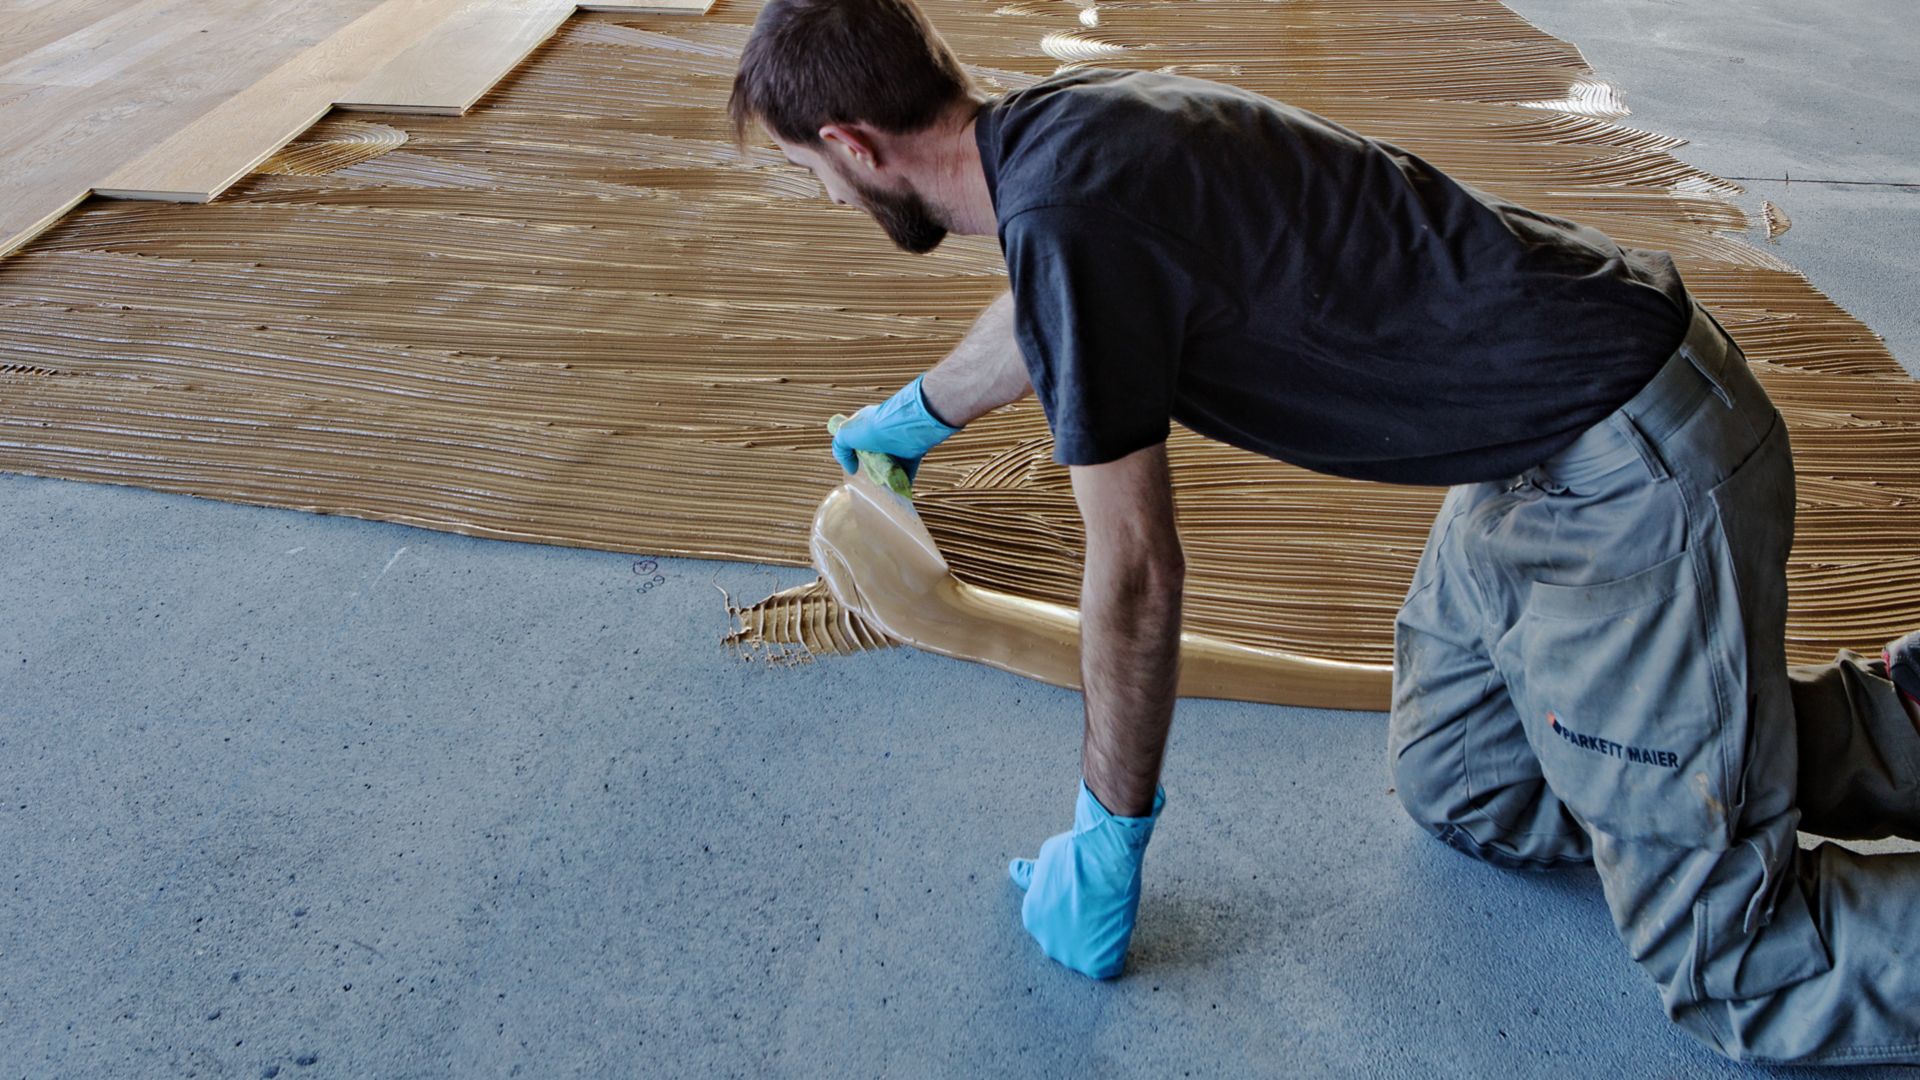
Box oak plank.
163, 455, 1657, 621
578, 0, 717, 11
336, 0, 717, 117
336, 0, 575, 116
0, 0, 391, 252
0, 0, 192, 87
95, 0, 481, 202
0, 0, 716, 250
0, 0, 127, 69
0, 81, 46, 112
0, 183, 89, 259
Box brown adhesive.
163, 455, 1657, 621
259, 120, 410, 177
724, 577, 897, 662
1763, 199, 1793, 242
810, 477, 1393, 709
1, 2, 1916, 704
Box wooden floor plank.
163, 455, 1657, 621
337, 0, 716, 116
579, 0, 717, 11
0, 0, 391, 253
0, 82, 46, 112
95, 0, 482, 202
0, 183, 89, 259
0, 80, 142, 256
0, 0, 128, 69
0, 0, 196, 87
336, 0, 575, 116
0, 0, 717, 250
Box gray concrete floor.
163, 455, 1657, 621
4, 2, 1918, 1078
1505, 0, 1920, 378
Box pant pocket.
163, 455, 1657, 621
1497, 548, 1737, 848
1690, 831, 1832, 1004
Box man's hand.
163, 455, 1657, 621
1010, 441, 1184, 978
828, 292, 1030, 482
1009, 780, 1165, 979
830, 374, 960, 482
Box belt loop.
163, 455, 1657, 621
1686, 303, 1736, 409
1609, 411, 1669, 481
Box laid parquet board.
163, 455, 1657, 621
337, 0, 578, 116
103, 0, 717, 201
0, 0, 392, 254
0, 0, 716, 249
0, 0, 151, 72
95, 0, 483, 201
339, 0, 716, 116
580, 0, 716, 10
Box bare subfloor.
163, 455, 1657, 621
4, 1, 1917, 1076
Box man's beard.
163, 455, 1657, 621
853, 176, 949, 254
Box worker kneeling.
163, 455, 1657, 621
727, 0, 1920, 1064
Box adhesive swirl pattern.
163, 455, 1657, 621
1, 1, 1914, 703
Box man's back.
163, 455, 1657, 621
976, 67, 1691, 483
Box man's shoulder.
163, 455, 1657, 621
997, 66, 1248, 112
986, 70, 1230, 221
989, 67, 1234, 152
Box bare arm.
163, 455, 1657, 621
920, 291, 1031, 426
1070, 442, 1185, 817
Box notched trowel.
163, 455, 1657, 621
810, 418, 1394, 710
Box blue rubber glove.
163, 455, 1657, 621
830, 375, 960, 482
1009, 781, 1165, 979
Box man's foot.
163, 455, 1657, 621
1887, 630, 1920, 730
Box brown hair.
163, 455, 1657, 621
728, 0, 976, 150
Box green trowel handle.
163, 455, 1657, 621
827, 414, 915, 499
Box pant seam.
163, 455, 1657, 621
1676, 469, 1741, 847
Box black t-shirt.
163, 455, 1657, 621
974, 68, 1691, 484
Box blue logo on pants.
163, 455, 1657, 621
1548, 712, 1681, 770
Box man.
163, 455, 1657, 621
728, 0, 1920, 1064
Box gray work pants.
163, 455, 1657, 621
1388, 301, 1920, 1065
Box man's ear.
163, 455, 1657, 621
819, 123, 881, 171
